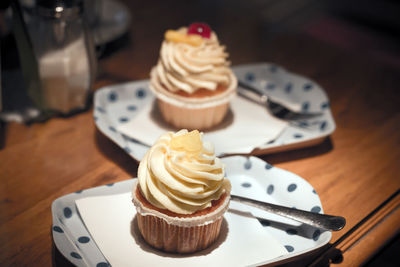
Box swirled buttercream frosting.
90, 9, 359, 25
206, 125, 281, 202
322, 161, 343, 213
150, 26, 235, 95
137, 129, 231, 214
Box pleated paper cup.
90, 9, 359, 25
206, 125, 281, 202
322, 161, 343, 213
149, 69, 237, 130
131, 180, 230, 253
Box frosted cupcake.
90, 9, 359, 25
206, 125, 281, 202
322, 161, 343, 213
132, 129, 231, 253
149, 23, 237, 130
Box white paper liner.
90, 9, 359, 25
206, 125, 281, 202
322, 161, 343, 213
131, 180, 231, 228
157, 99, 229, 130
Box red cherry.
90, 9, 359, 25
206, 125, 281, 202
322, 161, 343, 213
187, 23, 211, 39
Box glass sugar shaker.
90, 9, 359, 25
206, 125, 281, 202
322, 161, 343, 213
29, 0, 97, 115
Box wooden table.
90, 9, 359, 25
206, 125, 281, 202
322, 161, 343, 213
1, 1, 399, 266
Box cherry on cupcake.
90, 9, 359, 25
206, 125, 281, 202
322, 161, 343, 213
187, 23, 211, 38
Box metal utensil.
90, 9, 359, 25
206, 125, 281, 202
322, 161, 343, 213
231, 194, 346, 231
238, 80, 323, 120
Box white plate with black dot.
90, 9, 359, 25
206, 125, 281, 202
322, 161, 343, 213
51, 156, 331, 266
93, 63, 336, 161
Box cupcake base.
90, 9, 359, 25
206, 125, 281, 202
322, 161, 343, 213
137, 212, 223, 253
132, 180, 230, 253
149, 67, 237, 130
157, 99, 229, 130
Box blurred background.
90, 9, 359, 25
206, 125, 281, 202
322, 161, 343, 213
1, 0, 399, 121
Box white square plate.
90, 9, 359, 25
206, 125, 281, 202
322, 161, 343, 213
93, 63, 335, 161
51, 156, 331, 266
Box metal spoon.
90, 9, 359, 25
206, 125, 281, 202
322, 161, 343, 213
237, 81, 323, 120
230, 194, 346, 231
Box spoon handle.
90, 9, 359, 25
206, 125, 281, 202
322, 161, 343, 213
230, 194, 346, 231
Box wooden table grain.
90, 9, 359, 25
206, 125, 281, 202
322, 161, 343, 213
1, 1, 399, 266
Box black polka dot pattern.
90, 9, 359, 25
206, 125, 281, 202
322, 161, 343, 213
265, 163, 273, 170
321, 101, 330, 109
127, 105, 137, 111
108, 92, 118, 102
96, 106, 105, 113
53, 226, 63, 233
269, 65, 278, 73
96, 262, 110, 267
63, 207, 72, 218
244, 159, 252, 170
136, 88, 146, 98
285, 83, 293, 93
241, 182, 252, 188
294, 133, 303, 138
302, 102, 310, 112
311, 206, 321, 213
320, 121, 327, 131
70, 252, 82, 259
267, 184, 274, 195
287, 184, 297, 192
245, 72, 255, 82
78, 236, 90, 243
303, 83, 313, 91
285, 245, 294, 252
119, 117, 129, 123
266, 83, 276, 90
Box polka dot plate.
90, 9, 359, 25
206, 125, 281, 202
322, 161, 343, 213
51, 156, 331, 266
93, 63, 335, 161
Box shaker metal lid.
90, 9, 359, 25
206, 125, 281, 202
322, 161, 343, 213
37, 0, 83, 18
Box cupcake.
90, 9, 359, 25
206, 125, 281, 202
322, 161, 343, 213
132, 129, 231, 253
149, 23, 237, 130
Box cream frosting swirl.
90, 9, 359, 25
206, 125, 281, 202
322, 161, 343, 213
137, 129, 230, 214
150, 27, 235, 94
